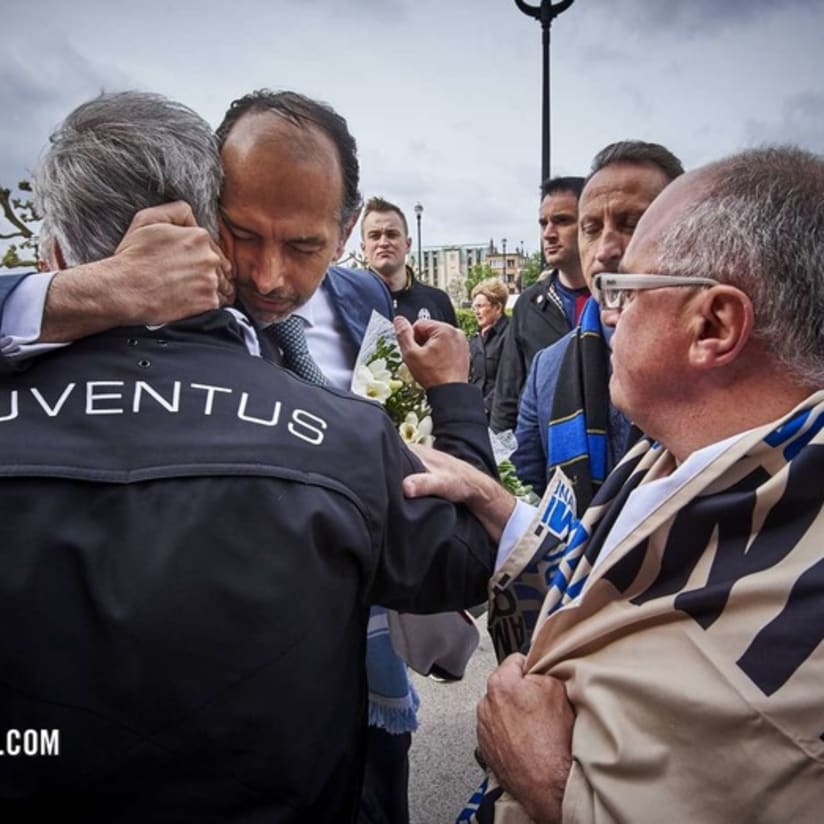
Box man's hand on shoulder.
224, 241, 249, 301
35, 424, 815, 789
41, 201, 233, 342
403, 444, 514, 542
477, 653, 574, 824
394, 315, 469, 388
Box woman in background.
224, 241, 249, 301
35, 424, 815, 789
468, 278, 510, 422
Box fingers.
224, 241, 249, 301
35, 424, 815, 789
115, 202, 202, 256
127, 201, 198, 231
410, 317, 440, 344
211, 241, 235, 305
488, 653, 527, 691
394, 315, 417, 355
402, 473, 433, 499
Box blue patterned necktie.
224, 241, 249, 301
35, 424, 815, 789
265, 315, 330, 386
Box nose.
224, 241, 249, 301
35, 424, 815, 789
543, 221, 558, 241
593, 227, 624, 271
600, 305, 620, 328
251, 242, 286, 295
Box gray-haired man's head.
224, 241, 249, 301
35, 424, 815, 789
34, 91, 221, 268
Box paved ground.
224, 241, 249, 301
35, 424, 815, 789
408, 614, 496, 824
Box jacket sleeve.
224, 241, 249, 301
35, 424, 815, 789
0, 271, 37, 375
427, 383, 496, 475
511, 349, 548, 495
490, 318, 524, 433
368, 383, 498, 613
442, 294, 458, 327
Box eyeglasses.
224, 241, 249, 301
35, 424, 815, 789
592, 273, 720, 311
472, 301, 493, 310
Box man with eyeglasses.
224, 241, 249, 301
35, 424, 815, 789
483, 142, 684, 664
405, 145, 824, 823
511, 141, 684, 511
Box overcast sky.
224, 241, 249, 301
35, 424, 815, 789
3, 0, 824, 260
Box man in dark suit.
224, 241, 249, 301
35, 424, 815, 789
0, 89, 460, 824
0, 90, 494, 823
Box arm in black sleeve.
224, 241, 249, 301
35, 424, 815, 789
427, 383, 497, 476
490, 320, 524, 433
358, 380, 499, 611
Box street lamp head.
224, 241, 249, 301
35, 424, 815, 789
414, 202, 423, 217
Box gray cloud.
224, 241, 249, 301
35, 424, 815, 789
744, 91, 824, 152
584, 0, 820, 34
0, 36, 132, 185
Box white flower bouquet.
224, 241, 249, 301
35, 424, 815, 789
351, 312, 434, 446
351, 311, 535, 500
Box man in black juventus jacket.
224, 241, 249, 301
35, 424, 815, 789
0, 91, 499, 823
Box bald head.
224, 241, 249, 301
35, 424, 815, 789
651, 146, 824, 387
217, 89, 362, 230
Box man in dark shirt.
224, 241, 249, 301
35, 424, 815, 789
360, 196, 458, 325
490, 176, 586, 433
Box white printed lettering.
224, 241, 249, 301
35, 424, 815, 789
86, 382, 125, 415
190, 383, 232, 415
0, 391, 18, 422
289, 409, 327, 445
30, 384, 76, 417
132, 381, 181, 413
237, 393, 282, 426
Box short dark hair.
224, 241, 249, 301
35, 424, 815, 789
588, 140, 684, 183
215, 89, 362, 230
361, 196, 409, 236
541, 176, 585, 199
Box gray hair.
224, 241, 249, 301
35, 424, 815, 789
34, 91, 221, 267
589, 140, 684, 184
656, 145, 824, 385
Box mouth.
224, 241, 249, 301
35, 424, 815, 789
246, 292, 295, 318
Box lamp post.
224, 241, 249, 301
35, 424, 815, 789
502, 237, 507, 284
514, 0, 576, 187
414, 202, 423, 281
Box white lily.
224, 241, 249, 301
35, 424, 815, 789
399, 412, 435, 446
352, 364, 392, 403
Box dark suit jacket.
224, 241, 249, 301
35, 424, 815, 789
0, 271, 32, 374
322, 265, 393, 347
489, 274, 572, 432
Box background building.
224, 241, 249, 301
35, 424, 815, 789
483, 239, 528, 294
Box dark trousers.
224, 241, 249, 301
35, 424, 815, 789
358, 726, 411, 824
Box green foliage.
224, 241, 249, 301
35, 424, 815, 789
370, 336, 429, 424
497, 458, 534, 499
456, 307, 478, 338
465, 262, 496, 299
1, 180, 41, 269
518, 250, 544, 290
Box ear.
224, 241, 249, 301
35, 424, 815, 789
334, 206, 362, 260
405, 236, 412, 253
689, 285, 753, 370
